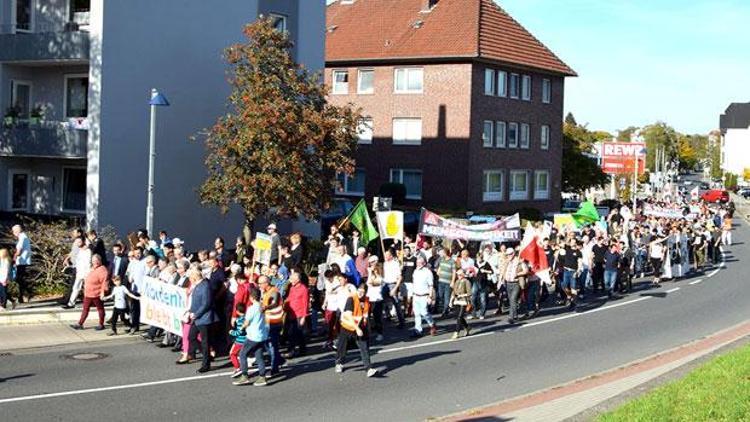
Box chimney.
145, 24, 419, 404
421, 0, 439, 12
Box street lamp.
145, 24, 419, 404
146, 88, 169, 238
632, 146, 647, 207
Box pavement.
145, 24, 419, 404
1, 203, 749, 421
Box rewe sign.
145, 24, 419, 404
601, 142, 646, 175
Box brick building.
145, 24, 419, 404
325, 0, 576, 214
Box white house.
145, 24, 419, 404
719, 102, 750, 177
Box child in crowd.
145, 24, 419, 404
103, 276, 139, 335
228, 302, 248, 378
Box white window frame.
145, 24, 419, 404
392, 118, 422, 145
495, 121, 506, 148
63, 73, 88, 118
67, 0, 91, 30
484, 69, 495, 96
534, 170, 550, 200
541, 125, 550, 150
520, 123, 530, 149
269, 13, 288, 33
509, 170, 529, 201
10, 79, 33, 119
394, 68, 423, 94
509, 73, 520, 99
331, 70, 349, 95
337, 168, 366, 197
357, 69, 374, 94
61, 166, 87, 214
508, 122, 519, 148
521, 75, 532, 101
11, 0, 35, 33
497, 70, 507, 97
7, 169, 31, 212
390, 168, 423, 200
542, 78, 551, 104
357, 118, 373, 144
482, 120, 494, 148
483, 170, 504, 202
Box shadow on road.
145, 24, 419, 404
0, 373, 34, 383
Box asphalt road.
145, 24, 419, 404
1, 221, 748, 421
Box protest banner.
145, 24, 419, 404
252, 232, 273, 265
554, 214, 577, 231
643, 205, 685, 219
376, 211, 404, 240
418, 209, 520, 242
140, 276, 188, 336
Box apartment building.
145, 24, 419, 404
0, 0, 325, 244
719, 102, 750, 176
325, 0, 575, 214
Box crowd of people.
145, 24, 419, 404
0, 193, 737, 387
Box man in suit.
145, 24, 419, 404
346, 229, 363, 256
184, 263, 218, 373
87, 229, 108, 267
109, 242, 129, 286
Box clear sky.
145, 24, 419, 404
499, 0, 750, 135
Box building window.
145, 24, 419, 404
542, 79, 551, 104
534, 170, 550, 200
483, 170, 504, 202
14, 0, 33, 32
332, 70, 349, 94
509, 170, 529, 201
520, 123, 530, 149
495, 121, 506, 148
508, 122, 518, 148
64, 74, 88, 118
484, 69, 495, 96
482, 120, 494, 148
69, 0, 90, 28
358, 118, 373, 144
509, 73, 519, 99
497, 71, 507, 97
8, 170, 30, 211
10, 80, 32, 119
392, 118, 422, 145
541, 125, 550, 150
394, 68, 423, 93
357, 69, 374, 94
62, 167, 86, 212
390, 169, 422, 200
269, 13, 287, 32
337, 168, 366, 197
521, 75, 531, 101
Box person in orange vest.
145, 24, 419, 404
335, 282, 378, 378
258, 275, 285, 375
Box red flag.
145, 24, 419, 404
520, 223, 551, 284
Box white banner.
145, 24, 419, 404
140, 276, 188, 336
376, 211, 404, 240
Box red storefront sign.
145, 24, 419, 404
601, 142, 646, 175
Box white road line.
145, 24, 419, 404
707, 268, 720, 278
523, 296, 653, 327
690, 279, 703, 285
666, 287, 680, 293
377, 331, 494, 354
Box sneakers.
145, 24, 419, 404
466, 315, 474, 320
366, 368, 378, 378
335, 364, 344, 373
232, 375, 251, 385
230, 369, 242, 378
253, 376, 268, 386
479, 316, 485, 320
95, 325, 105, 331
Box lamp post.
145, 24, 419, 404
146, 88, 169, 238
632, 146, 647, 207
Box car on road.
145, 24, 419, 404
700, 189, 729, 204
737, 188, 750, 199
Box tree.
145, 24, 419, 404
196, 18, 361, 238
708, 131, 722, 180
616, 126, 639, 143
562, 115, 609, 193
641, 122, 678, 172
676, 134, 698, 170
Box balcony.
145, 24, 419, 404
0, 121, 87, 159
0, 24, 90, 63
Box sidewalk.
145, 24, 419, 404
0, 321, 140, 352
0, 298, 115, 326
441, 320, 750, 422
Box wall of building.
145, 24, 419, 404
469, 63, 565, 214
722, 128, 750, 175
325, 62, 473, 209
0, 63, 88, 120
88, 0, 325, 245
0, 156, 86, 214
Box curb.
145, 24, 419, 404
0, 306, 115, 326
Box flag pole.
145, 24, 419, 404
337, 198, 363, 231
375, 210, 387, 259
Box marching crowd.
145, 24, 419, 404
0, 193, 737, 387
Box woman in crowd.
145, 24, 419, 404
450, 268, 472, 339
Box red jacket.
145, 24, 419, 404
232, 282, 250, 318
84, 265, 109, 298
285, 282, 309, 319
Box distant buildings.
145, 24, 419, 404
719, 102, 750, 176
325, 0, 575, 214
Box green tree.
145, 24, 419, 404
562, 115, 609, 193
641, 122, 679, 172
708, 131, 722, 180
616, 126, 639, 143
196, 18, 361, 238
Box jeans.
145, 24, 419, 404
604, 270, 618, 292
266, 323, 284, 372
0, 283, 6, 308
526, 279, 540, 313
335, 329, 371, 369
239, 339, 266, 377
437, 282, 452, 314
189, 324, 211, 369
412, 296, 434, 333
506, 282, 520, 321
286, 317, 306, 355
577, 266, 590, 292
562, 269, 576, 289
470, 281, 487, 317
383, 285, 404, 326
78, 296, 105, 326
454, 305, 468, 333
370, 301, 384, 335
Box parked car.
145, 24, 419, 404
700, 189, 729, 204
737, 188, 750, 199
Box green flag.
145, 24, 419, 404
573, 201, 600, 227
347, 199, 379, 245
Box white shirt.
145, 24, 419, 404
383, 260, 401, 285
129, 259, 147, 293
337, 284, 357, 312
412, 266, 434, 296
15, 232, 31, 266
75, 248, 92, 281
110, 285, 129, 309
366, 270, 383, 302
0, 260, 9, 286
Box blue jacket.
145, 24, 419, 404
343, 257, 361, 286
190, 280, 218, 326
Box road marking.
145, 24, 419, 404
523, 296, 653, 327
690, 279, 703, 285
377, 331, 494, 354
666, 287, 680, 293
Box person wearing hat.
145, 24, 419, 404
366, 255, 384, 341
267, 224, 280, 264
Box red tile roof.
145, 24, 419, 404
326, 0, 576, 77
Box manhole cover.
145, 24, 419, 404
61, 352, 109, 361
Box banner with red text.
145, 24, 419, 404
418, 209, 520, 242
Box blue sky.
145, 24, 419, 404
499, 0, 750, 135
